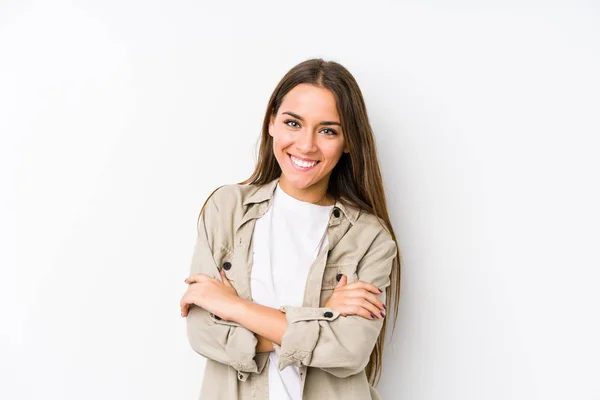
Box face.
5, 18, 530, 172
269, 83, 348, 203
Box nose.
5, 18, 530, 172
295, 131, 318, 153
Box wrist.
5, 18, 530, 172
227, 296, 251, 323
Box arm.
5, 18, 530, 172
256, 334, 275, 353
228, 299, 288, 345
277, 233, 396, 378
185, 194, 267, 380
227, 231, 397, 378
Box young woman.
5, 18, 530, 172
180, 58, 401, 400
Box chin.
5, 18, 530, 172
277, 154, 330, 189
283, 176, 314, 189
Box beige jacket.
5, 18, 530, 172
186, 178, 397, 400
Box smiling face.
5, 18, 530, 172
268, 83, 348, 204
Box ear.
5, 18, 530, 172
268, 113, 276, 137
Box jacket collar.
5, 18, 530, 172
243, 177, 360, 224
242, 178, 279, 206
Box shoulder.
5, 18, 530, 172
346, 208, 397, 256
198, 182, 263, 231
206, 181, 268, 211
208, 182, 247, 205
352, 209, 393, 239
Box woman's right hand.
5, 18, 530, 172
323, 275, 386, 320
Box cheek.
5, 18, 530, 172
272, 131, 294, 152
321, 143, 345, 163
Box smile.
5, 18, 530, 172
288, 154, 320, 170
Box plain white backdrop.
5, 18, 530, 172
1, 1, 599, 399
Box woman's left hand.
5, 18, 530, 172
180, 270, 240, 319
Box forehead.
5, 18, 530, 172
279, 84, 339, 120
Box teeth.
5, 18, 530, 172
291, 155, 318, 168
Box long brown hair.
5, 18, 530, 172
241, 58, 401, 386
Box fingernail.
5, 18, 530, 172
383, 304, 387, 310
378, 288, 383, 294
336, 273, 342, 282
370, 313, 375, 319
380, 311, 385, 318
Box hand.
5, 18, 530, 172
180, 270, 240, 319
255, 334, 274, 353
323, 275, 386, 320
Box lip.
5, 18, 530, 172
288, 153, 318, 163
288, 153, 320, 171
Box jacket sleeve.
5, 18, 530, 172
272, 231, 397, 378
186, 194, 267, 381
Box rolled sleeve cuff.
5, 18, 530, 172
209, 313, 262, 381
273, 306, 341, 370
230, 352, 269, 382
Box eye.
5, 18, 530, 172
321, 127, 338, 136
284, 119, 300, 128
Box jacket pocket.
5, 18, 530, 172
216, 246, 235, 282
321, 263, 358, 289
319, 264, 358, 307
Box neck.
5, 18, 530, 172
278, 176, 335, 206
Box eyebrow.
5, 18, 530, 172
281, 111, 342, 127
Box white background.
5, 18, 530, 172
1, 1, 599, 399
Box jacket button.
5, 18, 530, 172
324, 311, 333, 318
333, 208, 341, 218
222, 262, 232, 270
336, 273, 342, 282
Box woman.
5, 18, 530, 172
180, 58, 401, 400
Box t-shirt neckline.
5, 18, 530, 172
275, 183, 334, 211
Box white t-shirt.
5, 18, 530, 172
251, 183, 333, 400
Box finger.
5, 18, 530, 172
180, 293, 190, 311
346, 297, 384, 319
327, 296, 376, 320
180, 299, 186, 315
185, 273, 210, 284
185, 274, 202, 284
346, 288, 385, 311
334, 274, 347, 289
220, 270, 233, 288
181, 298, 194, 317
342, 280, 381, 295
343, 304, 375, 320
180, 287, 196, 308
